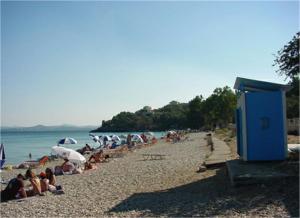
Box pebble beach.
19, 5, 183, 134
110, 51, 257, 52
1, 132, 298, 217
0, 133, 209, 217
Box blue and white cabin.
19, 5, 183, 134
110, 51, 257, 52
234, 77, 291, 161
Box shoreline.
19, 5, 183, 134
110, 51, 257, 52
1, 131, 166, 166
0, 133, 209, 217
1, 132, 298, 217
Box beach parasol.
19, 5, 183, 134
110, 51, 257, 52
92, 135, 100, 142
131, 134, 144, 143
111, 135, 121, 141
51, 146, 86, 163
100, 135, 112, 142
0, 144, 5, 169
145, 132, 154, 136
58, 137, 77, 145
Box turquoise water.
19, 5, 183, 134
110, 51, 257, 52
0, 130, 165, 165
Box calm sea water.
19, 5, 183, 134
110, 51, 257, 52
0, 130, 165, 165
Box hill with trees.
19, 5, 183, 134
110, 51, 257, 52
91, 86, 236, 132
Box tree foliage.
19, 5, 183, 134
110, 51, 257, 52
273, 32, 299, 118
188, 96, 204, 129
91, 86, 237, 132
202, 86, 236, 129
274, 32, 299, 81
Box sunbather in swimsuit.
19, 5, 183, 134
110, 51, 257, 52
25, 169, 43, 196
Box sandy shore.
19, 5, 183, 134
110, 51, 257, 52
1, 132, 298, 217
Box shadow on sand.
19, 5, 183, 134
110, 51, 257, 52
108, 167, 299, 217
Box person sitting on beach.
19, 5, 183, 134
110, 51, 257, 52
110, 140, 119, 149
45, 168, 56, 186
25, 169, 43, 196
88, 150, 104, 163
140, 134, 148, 143
77, 144, 94, 155
0, 174, 27, 202
126, 134, 132, 147
45, 168, 64, 193
151, 137, 157, 144
54, 159, 76, 175
62, 159, 75, 174
39, 172, 49, 193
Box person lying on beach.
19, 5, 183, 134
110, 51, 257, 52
84, 161, 97, 170
88, 150, 104, 163
0, 174, 27, 202
25, 169, 43, 196
77, 144, 94, 155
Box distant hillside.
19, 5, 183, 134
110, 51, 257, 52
1, 124, 97, 132
91, 86, 238, 133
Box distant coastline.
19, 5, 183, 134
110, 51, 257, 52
1, 124, 97, 132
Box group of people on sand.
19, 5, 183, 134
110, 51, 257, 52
166, 131, 187, 143
1, 168, 61, 202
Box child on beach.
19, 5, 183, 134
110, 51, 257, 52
0, 174, 27, 202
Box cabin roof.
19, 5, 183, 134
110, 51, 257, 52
234, 77, 292, 92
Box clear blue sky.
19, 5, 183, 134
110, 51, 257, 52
1, 1, 299, 126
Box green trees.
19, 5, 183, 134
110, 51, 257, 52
286, 77, 299, 118
274, 32, 299, 81
91, 86, 237, 132
202, 87, 236, 129
274, 32, 299, 118
188, 96, 204, 129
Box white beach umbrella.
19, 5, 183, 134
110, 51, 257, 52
100, 135, 112, 141
111, 135, 121, 141
167, 131, 176, 135
120, 134, 127, 139
144, 132, 155, 140
145, 132, 154, 136
131, 134, 144, 143
92, 135, 100, 142
58, 137, 77, 145
51, 146, 86, 163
